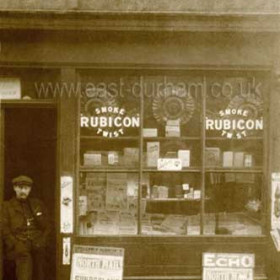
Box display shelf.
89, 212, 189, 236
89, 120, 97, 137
143, 168, 201, 173
79, 166, 139, 172
205, 167, 263, 173
143, 137, 200, 141
77, 72, 266, 237
80, 136, 139, 140
206, 137, 263, 141
143, 198, 202, 202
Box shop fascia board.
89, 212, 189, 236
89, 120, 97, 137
0, 11, 280, 32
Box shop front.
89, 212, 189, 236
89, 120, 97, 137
0, 10, 280, 280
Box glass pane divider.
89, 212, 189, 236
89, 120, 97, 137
76, 82, 82, 236
201, 78, 206, 235
138, 89, 144, 236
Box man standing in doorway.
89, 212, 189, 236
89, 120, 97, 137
2, 175, 50, 280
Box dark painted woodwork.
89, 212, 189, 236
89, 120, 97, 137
0, 11, 280, 33
57, 67, 77, 279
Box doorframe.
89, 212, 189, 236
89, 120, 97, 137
0, 106, 5, 280
0, 100, 58, 280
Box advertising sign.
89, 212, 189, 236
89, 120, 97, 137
271, 172, 280, 230
0, 77, 21, 99
80, 106, 140, 138
70, 245, 124, 280
205, 108, 263, 139
203, 253, 254, 280
271, 173, 280, 251
60, 176, 74, 233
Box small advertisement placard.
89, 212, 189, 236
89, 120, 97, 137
203, 253, 254, 280
60, 176, 74, 234
0, 77, 21, 99
271, 173, 280, 251
70, 245, 124, 280
271, 172, 280, 230
157, 158, 182, 171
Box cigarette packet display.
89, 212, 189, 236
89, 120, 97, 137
205, 147, 220, 167
222, 151, 233, 167
106, 173, 128, 211
83, 151, 102, 166
186, 215, 200, 235
244, 154, 253, 167
143, 128, 158, 137
108, 151, 119, 165
79, 196, 88, 216
147, 142, 160, 167
165, 125, 180, 137
161, 215, 187, 234
119, 211, 137, 235
93, 210, 119, 235
85, 174, 106, 211
233, 152, 244, 167
157, 186, 169, 199
178, 150, 190, 167
123, 147, 139, 166
193, 190, 201, 200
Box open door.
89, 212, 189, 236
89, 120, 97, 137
1, 106, 57, 280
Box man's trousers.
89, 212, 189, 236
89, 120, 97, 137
14, 240, 45, 280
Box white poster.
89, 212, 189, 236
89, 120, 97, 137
70, 246, 124, 280
203, 253, 254, 280
0, 77, 21, 99
271, 173, 280, 230
157, 158, 182, 171
60, 176, 74, 233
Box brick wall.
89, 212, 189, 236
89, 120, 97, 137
0, 0, 279, 13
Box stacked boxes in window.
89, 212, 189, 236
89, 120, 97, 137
83, 151, 103, 166
165, 119, 180, 137
86, 173, 106, 212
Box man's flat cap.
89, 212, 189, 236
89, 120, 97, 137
12, 175, 33, 186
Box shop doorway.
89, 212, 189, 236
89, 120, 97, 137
0, 106, 57, 280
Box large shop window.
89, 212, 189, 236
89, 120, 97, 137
77, 71, 266, 236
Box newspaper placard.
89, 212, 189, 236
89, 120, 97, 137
70, 245, 124, 280
203, 253, 254, 280
271, 172, 280, 230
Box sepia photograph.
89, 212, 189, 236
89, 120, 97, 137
0, 1, 280, 280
